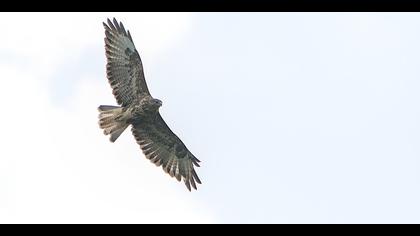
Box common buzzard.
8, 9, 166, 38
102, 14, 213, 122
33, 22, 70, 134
98, 18, 201, 191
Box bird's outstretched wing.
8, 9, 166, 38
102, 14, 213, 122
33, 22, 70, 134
103, 18, 150, 107
131, 113, 201, 191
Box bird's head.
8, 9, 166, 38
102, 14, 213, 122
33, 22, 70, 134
151, 98, 163, 108
141, 97, 163, 113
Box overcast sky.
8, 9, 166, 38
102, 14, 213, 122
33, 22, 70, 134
1, 12, 420, 223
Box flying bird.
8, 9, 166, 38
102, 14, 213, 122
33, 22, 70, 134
98, 18, 201, 191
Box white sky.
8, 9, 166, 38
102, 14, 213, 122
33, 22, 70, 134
1, 12, 420, 223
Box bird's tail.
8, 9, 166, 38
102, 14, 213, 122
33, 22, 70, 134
98, 105, 129, 142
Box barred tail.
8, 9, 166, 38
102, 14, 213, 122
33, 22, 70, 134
98, 105, 129, 142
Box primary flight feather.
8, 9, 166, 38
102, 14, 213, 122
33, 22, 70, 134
98, 18, 201, 191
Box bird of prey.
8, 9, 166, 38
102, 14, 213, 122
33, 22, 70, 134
98, 18, 201, 191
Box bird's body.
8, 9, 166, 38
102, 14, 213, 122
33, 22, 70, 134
98, 18, 201, 191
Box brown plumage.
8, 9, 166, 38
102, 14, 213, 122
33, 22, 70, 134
98, 18, 201, 191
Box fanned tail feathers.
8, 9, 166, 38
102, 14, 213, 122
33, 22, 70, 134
98, 105, 129, 142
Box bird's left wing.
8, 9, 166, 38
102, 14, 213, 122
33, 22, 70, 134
131, 113, 201, 191
103, 18, 151, 107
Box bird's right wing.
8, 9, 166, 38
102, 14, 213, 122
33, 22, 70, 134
131, 113, 201, 191
103, 18, 151, 107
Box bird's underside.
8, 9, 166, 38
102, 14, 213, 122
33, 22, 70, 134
97, 17, 201, 191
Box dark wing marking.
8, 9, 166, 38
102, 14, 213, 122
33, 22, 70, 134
131, 113, 201, 191
103, 17, 150, 107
